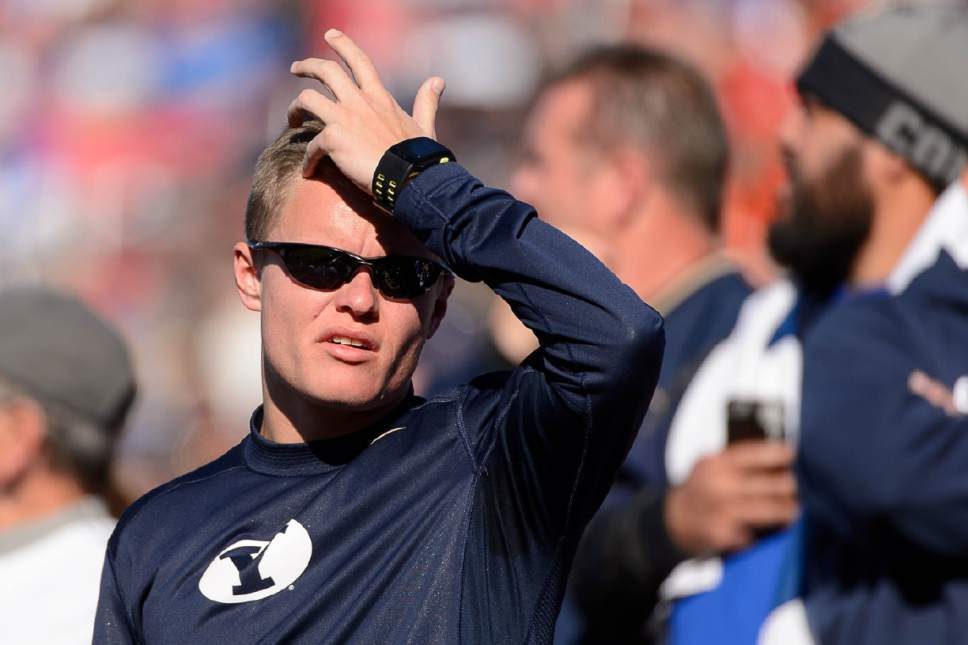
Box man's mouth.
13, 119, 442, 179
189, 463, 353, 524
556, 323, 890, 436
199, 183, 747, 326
325, 335, 374, 350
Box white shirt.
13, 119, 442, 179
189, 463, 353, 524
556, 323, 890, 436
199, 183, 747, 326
0, 497, 115, 645
661, 280, 802, 599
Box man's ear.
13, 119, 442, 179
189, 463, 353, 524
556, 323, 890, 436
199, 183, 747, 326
599, 146, 653, 231
0, 398, 46, 487
234, 242, 263, 313
865, 140, 912, 189
426, 274, 455, 339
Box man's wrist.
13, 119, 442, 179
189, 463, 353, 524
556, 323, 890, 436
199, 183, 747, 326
372, 137, 455, 213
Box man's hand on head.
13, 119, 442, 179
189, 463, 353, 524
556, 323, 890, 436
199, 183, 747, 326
664, 441, 798, 556
288, 29, 445, 192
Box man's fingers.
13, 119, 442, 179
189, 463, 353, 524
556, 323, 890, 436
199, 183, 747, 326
303, 135, 328, 178
735, 498, 799, 528
290, 58, 361, 105
289, 29, 447, 191
412, 76, 444, 138
324, 29, 383, 93
287, 89, 337, 128
739, 471, 798, 499
727, 441, 795, 472
703, 521, 755, 554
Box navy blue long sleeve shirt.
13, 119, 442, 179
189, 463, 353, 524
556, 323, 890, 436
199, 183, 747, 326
93, 163, 664, 644
799, 221, 968, 642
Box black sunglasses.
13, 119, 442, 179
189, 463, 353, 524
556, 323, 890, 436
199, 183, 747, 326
248, 241, 447, 299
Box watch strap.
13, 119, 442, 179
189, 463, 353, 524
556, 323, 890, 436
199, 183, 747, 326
372, 137, 455, 213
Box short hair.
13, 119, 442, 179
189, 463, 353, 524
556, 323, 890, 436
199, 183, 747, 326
245, 120, 323, 242
545, 44, 729, 233
0, 377, 118, 495
245, 120, 380, 241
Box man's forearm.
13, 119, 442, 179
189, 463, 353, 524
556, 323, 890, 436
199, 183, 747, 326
396, 162, 664, 423
283, 28, 664, 426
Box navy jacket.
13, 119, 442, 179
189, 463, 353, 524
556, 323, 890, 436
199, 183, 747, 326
93, 163, 665, 644
799, 186, 968, 644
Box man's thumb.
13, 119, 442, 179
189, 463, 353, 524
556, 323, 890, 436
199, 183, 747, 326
413, 76, 445, 138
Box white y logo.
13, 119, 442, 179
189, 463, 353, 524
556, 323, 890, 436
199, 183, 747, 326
198, 519, 312, 603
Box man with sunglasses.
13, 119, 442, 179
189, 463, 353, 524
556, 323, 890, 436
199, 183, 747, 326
94, 29, 665, 644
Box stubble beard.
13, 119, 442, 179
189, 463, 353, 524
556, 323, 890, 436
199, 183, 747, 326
768, 144, 874, 300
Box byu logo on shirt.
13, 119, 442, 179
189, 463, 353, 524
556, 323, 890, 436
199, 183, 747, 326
198, 519, 312, 603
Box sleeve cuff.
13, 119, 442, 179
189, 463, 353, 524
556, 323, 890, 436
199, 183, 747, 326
393, 161, 469, 220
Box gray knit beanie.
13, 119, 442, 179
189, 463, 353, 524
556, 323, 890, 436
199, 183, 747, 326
0, 286, 136, 432
796, 3, 968, 188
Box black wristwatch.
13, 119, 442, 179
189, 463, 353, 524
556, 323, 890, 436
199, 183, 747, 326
372, 137, 455, 213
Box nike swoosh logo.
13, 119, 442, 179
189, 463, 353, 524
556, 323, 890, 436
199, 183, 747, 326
370, 426, 406, 445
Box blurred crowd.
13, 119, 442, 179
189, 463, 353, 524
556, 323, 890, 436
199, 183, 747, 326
0, 0, 865, 499
5, 1, 967, 644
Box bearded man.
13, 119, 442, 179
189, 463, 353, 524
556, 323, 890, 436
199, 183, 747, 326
647, 5, 967, 645
788, 6, 968, 644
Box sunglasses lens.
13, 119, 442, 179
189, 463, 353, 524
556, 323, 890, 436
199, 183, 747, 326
263, 243, 441, 298
282, 246, 354, 290
375, 257, 440, 298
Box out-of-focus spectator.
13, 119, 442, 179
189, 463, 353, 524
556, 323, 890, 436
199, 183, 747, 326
0, 0, 300, 501
773, 7, 968, 645
662, 4, 968, 645
0, 286, 136, 644
506, 44, 777, 644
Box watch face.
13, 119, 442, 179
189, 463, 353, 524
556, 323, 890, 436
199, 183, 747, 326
398, 137, 447, 163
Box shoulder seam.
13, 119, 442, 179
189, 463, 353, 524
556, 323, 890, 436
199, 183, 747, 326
454, 385, 480, 470
455, 468, 486, 642
475, 385, 522, 470
117, 464, 249, 535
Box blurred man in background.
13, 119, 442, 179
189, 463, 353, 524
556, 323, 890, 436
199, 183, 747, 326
785, 7, 968, 644
663, 4, 968, 645
0, 286, 135, 644
510, 45, 797, 644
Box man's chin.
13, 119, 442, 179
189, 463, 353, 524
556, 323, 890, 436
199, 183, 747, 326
265, 358, 411, 419
295, 380, 407, 414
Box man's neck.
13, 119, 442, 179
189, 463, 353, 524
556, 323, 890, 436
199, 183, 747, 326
260, 370, 407, 444
851, 180, 938, 287
613, 192, 717, 305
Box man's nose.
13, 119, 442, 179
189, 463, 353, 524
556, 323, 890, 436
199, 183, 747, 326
778, 105, 804, 153
333, 269, 379, 319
